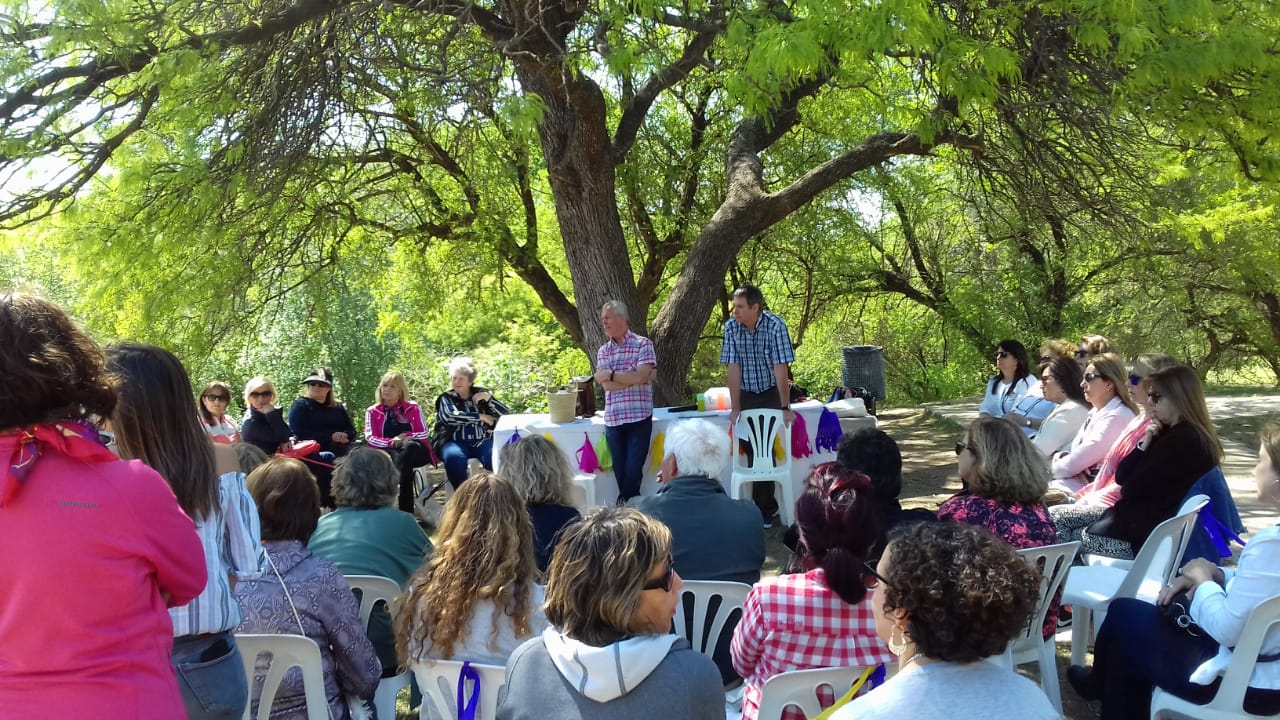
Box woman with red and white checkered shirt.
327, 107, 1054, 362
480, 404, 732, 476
731, 462, 894, 720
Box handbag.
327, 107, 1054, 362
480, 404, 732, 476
1158, 591, 1203, 637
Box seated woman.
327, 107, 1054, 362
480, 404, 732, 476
978, 339, 1041, 422
1077, 333, 1115, 369
365, 371, 434, 513
1031, 356, 1089, 457
434, 357, 509, 488
831, 522, 1056, 719
732, 463, 895, 720
288, 367, 357, 506
199, 381, 241, 444
938, 418, 1058, 640
395, 473, 546, 675
1049, 353, 1136, 493
1061, 364, 1221, 560
832, 428, 937, 562
308, 447, 433, 677
234, 458, 381, 720
495, 507, 723, 719
240, 376, 292, 456
1067, 425, 1280, 718
498, 435, 581, 573
0, 294, 206, 720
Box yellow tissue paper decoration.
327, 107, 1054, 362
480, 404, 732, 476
649, 432, 665, 473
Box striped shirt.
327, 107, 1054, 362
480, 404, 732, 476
435, 388, 511, 443
720, 311, 796, 394
169, 470, 264, 637
596, 331, 657, 426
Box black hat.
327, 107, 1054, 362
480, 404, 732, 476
301, 367, 333, 386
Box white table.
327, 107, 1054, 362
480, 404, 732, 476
493, 400, 868, 506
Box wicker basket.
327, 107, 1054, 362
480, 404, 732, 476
547, 385, 577, 424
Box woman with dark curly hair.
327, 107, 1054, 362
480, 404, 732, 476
732, 462, 895, 720
831, 522, 1056, 719
0, 295, 206, 719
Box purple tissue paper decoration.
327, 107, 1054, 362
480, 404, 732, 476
576, 432, 600, 473
505, 429, 522, 445
791, 413, 812, 459
814, 408, 844, 453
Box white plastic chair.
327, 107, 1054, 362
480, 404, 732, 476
345, 575, 411, 720
671, 580, 752, 660
728, 410, 794, 525
235, 633, 330, 720
756, 665, 869, 720
412, 659, 507, 720
1063, 494, 1209, 665
570, 473, 598, 511
1151, 595, 1280, 719
1012, 541, 1080, 714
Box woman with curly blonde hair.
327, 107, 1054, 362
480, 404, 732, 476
394, 472, 546, 671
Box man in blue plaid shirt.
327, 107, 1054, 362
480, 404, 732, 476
720, 285, 796, 526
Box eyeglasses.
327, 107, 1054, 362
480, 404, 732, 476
995, 351, 1010, 360
1128, 373, 1143, 386
1039, 355, 1053, 363
954, 440, 972, 455
1149, 391, 1164, 404
863, 560, 891, 589
1083, 372, 1103, 382
203, 394, 230, 402
249, 390, 274, 398
641, 555, 675, 592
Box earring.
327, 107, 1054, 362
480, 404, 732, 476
888, 624, 909, 656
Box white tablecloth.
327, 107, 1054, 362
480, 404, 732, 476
493, 400, 867, 506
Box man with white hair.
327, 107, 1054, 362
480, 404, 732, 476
629, 418, 765, 688
594, 300, 657, 503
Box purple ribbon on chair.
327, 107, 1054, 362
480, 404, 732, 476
457, 661, 481, 720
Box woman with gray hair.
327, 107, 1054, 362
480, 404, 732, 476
308, 447, 433, 677
500, 435, 582, 573
433, 356, 510, 488
496, 507, 723, 719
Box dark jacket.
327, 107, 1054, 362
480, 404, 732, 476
241, 406, 292, 455
288, 397, 357, 455
628, 475, 765, 585
1089, 421, 1216, 548
528, 503, 581, 574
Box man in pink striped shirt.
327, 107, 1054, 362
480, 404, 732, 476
594, 300, 657, 503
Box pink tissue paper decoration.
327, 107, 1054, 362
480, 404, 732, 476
576, 432, 599, 473
791, 413, 812, 459
814, 408, 844, 453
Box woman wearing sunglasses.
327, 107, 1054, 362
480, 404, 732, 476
240, 377, 293, 455
496, 506, 722, 720
287, 367, 357, 506
978, 340, 1041, 422
730, 463, 895, 720
1048, 353, 1136, 494
199, 381, 241, 445
829, 522, 1055, 719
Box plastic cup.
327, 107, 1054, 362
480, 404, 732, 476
696, 393, 706, 411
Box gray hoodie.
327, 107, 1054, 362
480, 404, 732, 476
496, 628, 724, 719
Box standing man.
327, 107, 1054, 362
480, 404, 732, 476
594, 300, 657, 503
721, 285, 796, 527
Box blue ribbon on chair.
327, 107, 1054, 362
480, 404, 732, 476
457, 661, 481, 720
1199, 505, 1246, 559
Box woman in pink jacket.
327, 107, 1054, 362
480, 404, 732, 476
0, 293, 206, 720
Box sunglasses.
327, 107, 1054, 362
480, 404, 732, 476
863, 560, 891, 589
994, 351, 1010, 360
1083, 372, 1104, 382
1128, 373, 1143, 386
1149, 391, 1164, 404
203, 394, 230, 402
954, 440, 972, 455
249, 390, 274, 398
641, 555, 675, 592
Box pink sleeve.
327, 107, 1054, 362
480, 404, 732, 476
125, 463, 207, 607
364, 406, 392, 448
406, 402, 430, 441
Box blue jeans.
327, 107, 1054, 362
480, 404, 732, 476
441, 438, 493, 488
605, 417, 653, 502
173, 631, 248, 720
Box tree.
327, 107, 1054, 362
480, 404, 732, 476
3, 0, 1278, 403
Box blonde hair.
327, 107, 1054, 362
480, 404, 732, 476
1262, 425, 1280, 479
243, 376, 275, 406
964, 418, 1049, 504
394, 473, 537, 663
544, 507, 673, 647
1086, 353, 1137, 413
1082, 334, 1114, 358
500, 435, 573, 506
376, 371, 409, 407
1148, 365, 1223, 462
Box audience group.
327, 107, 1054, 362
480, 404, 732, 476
4, 293, 1278, 720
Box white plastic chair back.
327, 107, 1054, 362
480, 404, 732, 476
413, 659, 507, 720
1011, 541, 1080, 713
1151, 595, 1280, 719
729, 410, 795, 524
570, 473, 598, 511
236, 633, 330, 720
344, 575, 410, 720
671, 580, 752, 659
756, 665, 868, 720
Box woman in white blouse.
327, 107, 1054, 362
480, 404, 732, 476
1048, 353, 1136, 493
1032, 356, 1089, 456
1068, 425, 1280, 718
978, 340, 1040, 420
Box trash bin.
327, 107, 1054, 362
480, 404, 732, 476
841, 346, 886, 402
